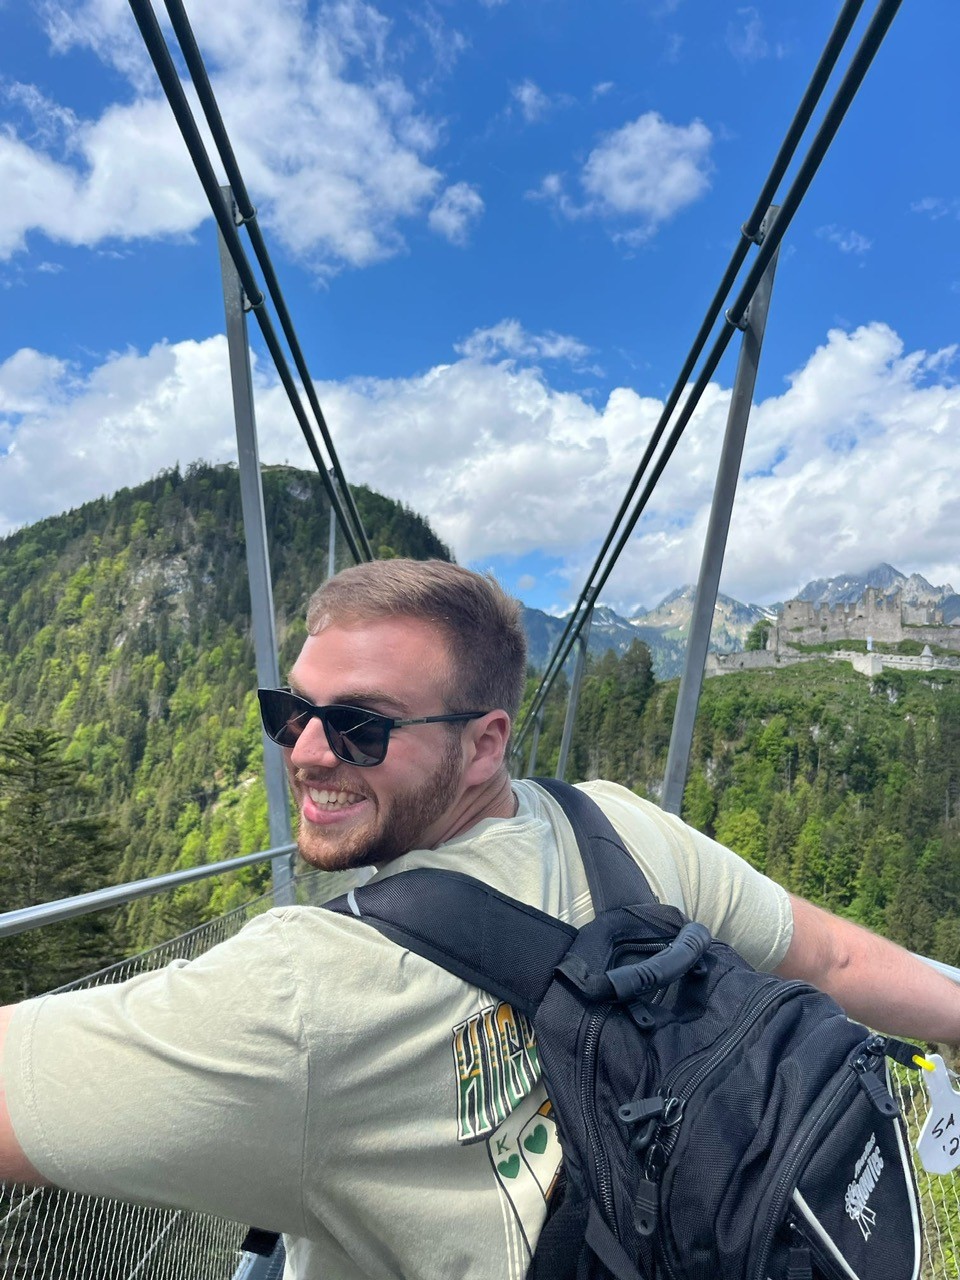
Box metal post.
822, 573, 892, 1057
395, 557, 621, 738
662, 207, 782, 816
327, 467, 338, 579
526, 709, 543, 777
555, 609, 592, 781
217, 185, 295, 905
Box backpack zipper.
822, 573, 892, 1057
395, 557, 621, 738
582, 1004, 617, 1224
581, 938, 678, 1232
748, 1042, 896, 1280
640, 979, 809, 1280
656, 978, 807, 1166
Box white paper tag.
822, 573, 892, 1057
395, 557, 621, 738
916, 1054, 960, 1174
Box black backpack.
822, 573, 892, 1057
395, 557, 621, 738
321, 778, 923, 1279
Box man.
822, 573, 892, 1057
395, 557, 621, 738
0, 558, 958, 1280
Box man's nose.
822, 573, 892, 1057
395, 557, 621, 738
289, 716, 339, 770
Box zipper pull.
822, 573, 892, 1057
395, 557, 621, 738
870, 1034, 931, 1072
619, 1097, 666, 1157
786, 1219, 814, 1280
633, 1176, 658, 1236
852, 1050, 900, 1117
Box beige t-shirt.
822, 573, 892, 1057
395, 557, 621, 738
5, 780, 792, 1280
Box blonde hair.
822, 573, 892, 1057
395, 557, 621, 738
306, 559, 526, 719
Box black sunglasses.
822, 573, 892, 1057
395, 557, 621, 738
258, 688, 487, 767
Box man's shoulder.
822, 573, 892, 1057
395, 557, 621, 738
526, 776, 682, 836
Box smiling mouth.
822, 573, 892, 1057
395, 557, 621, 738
306, 787, 366, 809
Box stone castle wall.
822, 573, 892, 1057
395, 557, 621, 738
775, 587, 960, 650
705, 649, 812, 677
705, 647, 960, 680
705, 585, 960, 681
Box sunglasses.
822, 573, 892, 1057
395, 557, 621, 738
257, 687, 487, 767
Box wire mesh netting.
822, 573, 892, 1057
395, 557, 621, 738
891, 1064, 960, 1279
0, 871, 336, 1280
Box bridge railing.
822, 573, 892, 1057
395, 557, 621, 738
0, 849, 364, 1280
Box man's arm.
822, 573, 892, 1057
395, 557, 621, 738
0, 1006, 49, 1185
777, 894, 960, 1045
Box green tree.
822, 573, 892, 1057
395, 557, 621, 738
745, 619, 771, 651
0, 727, 121, 999
681, 770, 715, 833
714, 807, 766, 871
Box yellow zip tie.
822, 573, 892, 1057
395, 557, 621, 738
913, 1055, 936, 1071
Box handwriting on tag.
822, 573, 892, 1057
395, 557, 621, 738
917, 1054, 960, 1174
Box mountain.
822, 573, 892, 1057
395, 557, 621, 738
521, 589, 773, 680
795, 563, 955, 608
521, 604, 685, 679
631, 586, 775, 649
521, 563, 960, 681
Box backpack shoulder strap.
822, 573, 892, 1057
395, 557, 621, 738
324, 779, 656, 1009
531, 777, 657, 912
325, 868, 576, 1018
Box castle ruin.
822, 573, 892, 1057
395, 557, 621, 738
706, 587, 960, 679
776, 586, 951, 647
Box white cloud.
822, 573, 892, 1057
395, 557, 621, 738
698, 325, 960, 602
428, 183, 484, 245
455, 320, 593, 366
506, 79, 574, 126
1, 0, 454, 270
582, 114, 712, 218
662, 34, 684, 64
0, 339, 238, 527
2, 323, 958, 615
911, 196, 960, 221
0, 348, 70, 414
533, 111, 712, 241
511, 80, 551, 123
2, 82, 79, 147
816, 225, 872, 255
726, 8, 769, 63
408, 7, 468, 86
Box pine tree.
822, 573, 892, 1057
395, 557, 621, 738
0, 727, 121, 1000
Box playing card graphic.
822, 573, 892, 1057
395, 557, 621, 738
450, 1001, 562, 1266
518, 1102, 560, 1199
487, 1093, 562, 1253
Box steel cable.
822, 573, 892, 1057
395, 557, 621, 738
160, 0, 372, 562
516, 0, 866, 738
515, 0, 901, 752
126, 0, 368, 563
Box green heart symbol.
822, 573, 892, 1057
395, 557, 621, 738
498, 1154, 520, 1179
524, 1124, 548, 1155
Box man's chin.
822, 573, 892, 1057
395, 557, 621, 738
296, 828, 381, 873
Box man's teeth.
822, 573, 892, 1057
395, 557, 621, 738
307, 788, 364, 808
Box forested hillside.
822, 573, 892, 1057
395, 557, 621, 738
3, 464, 959, 997
525, 653, 960, 967
0, 462, 450, 996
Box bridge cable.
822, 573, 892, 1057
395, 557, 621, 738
515, 0, 868, 739
127, 0, 369, 564
161, 0, 372, 563
515, 0, 902, 751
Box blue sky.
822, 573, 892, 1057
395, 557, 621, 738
0, 0, 957, 615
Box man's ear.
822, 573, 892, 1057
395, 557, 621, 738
462, 710, 512, 786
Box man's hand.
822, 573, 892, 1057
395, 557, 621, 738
777, 895, 960, 1045
0, 1006, 49, 1185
